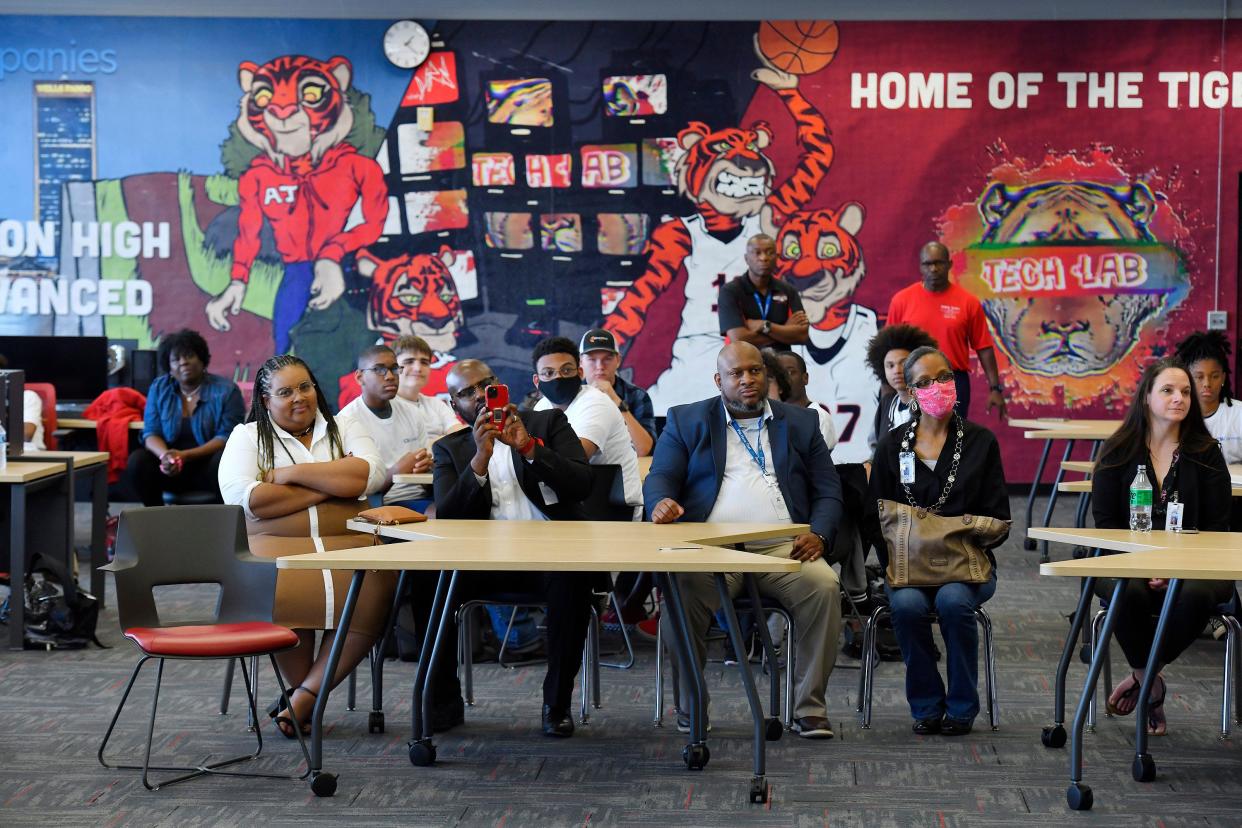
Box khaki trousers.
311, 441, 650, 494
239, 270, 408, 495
662, 541, 843, 720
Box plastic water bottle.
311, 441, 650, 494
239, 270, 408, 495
1129, 465, 1152, 531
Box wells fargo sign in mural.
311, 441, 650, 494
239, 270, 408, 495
0, 16, 1238, 470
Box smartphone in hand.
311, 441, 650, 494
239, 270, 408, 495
485, 384, 510, 426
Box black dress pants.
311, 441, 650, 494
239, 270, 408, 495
125, 448, 224, 507
1093, 577, 1234, 669
417, 570, 595, 711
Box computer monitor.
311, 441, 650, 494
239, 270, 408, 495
0, 369, 25, 457
0, 336, 109, 403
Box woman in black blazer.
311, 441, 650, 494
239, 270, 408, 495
1091, 357, 1234, 736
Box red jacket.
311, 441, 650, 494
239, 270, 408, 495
230, 143, 389, 281
84, 388, 147, 483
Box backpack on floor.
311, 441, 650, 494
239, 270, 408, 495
20, 553, 107, 650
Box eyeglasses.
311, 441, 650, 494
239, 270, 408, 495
536, 365, 580, 380
453, 376, 499, 402
364, 364, 400, 377
271, 380, 315, 399
909, 372, 955, 391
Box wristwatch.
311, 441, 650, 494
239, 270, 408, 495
761, 320, 772, 335
617, 401, 629, 414
989, 383, 1004, 393
813, 532, 829, 551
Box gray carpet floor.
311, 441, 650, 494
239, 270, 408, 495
1, 495, 1240, 826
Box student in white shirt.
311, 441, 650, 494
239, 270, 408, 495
338, 344, 440, 507
393, 334, 465, 444
530, 337, 642, 516
864, 325, 939, 451
23, 389, 45, 451
1175, 331, 1242, 464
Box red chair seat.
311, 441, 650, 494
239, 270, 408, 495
125, 622, 298, 657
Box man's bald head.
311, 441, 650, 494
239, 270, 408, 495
446, 359, 496, 421
715, 341, 767, 417
918, 241, 951, 292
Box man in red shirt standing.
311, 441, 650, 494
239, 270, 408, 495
886, 242, 1007, 419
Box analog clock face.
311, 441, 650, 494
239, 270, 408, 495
384, 20, 430, 69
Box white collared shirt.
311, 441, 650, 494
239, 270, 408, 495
707, 401, 790, 545
218, 412, 386, 521
483, 441, 548, 522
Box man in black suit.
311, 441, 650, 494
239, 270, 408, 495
432, 358, 595, 737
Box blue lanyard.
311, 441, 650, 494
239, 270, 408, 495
753, 289, 774, 320
729, 417, 767, 475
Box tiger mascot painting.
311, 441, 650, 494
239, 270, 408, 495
602, 38, 835, 410
776, 203, 879, 463
356, 246, 464, 353
204, 54, 389, 353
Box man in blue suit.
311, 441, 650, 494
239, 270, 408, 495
646, 341, 845, 738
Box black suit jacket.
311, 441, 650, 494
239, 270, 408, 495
433, 408, 593, 520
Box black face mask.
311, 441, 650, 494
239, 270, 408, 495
539, 376, 582, 406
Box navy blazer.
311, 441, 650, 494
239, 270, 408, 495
643, 397, 844, 551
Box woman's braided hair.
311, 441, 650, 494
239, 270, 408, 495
247, 354, 344, 479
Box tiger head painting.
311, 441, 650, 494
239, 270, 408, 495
357, 246, 464, 352
235, 54, 354, 167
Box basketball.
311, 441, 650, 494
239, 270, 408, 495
757, 20, 839, 75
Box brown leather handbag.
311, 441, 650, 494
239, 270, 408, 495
355, 505, 428, 545
877, 498, 1009, 587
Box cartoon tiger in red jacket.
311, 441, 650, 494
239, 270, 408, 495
601, 39, 835, 410
204, 54, 389, 354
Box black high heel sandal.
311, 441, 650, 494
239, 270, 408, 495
271, 685, 317, 739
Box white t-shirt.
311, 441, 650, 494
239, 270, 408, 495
805, 400, 839, 452
535, 385, 642, 513
402, 393, 463, 444
23, 390, 45, 451
1205, 400, 1242, 464
338, 396, 439, 504
218, 412, 385, 522
707, 401, 790, 551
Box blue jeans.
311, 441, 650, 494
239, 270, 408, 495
886, 574, 996, 722
273, 261, 315, 354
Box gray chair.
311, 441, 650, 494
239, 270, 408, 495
98, 505, 313, 791
856, 604, 999, 730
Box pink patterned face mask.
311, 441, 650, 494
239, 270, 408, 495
913, 380, 957, 419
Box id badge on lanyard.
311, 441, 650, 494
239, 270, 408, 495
766, 474, 791, 520
899, 451, 917, 484
1165, 499, 1184, 532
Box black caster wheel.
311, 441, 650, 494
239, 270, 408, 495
1066, 783, 1093, 811
408, 739, 437, 767
310, 772, 337, 797
1023, 538, 1037, 551
1132, 753, 1156, 782
368, 711, 385, 734
1041, 725, 1067, 748
682, 743, 710, 770
749, 776, 768, 804
765, 717, 783, 741
1079, 644, 1092, 664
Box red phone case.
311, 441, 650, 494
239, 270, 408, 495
486, 384, 509, 424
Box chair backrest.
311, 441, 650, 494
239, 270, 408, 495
25, 382, 57, 450
579, 463, 635, 522
104, 505, 277, 631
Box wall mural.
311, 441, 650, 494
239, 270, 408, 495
0, 16, 1238, 473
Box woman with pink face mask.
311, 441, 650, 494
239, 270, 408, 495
867, 346, 1011, 736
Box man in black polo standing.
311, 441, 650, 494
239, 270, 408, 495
717, 234, 810, 351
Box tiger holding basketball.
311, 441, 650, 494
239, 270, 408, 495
602, 33, 837, 411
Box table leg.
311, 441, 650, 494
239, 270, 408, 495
306, 568, 365, 797
411, 570, 459, 767
8, 483, 25, 650
715, 574, 773, 804
658, 572, 710, 770
89, 464, 107, 606
1066, 578, 1126, 811
742, 574, 784, 729
1040, 440, 1076, 563
1132, 577, 1183, 784
1042, 575, 1097, 749
1023, 438, 1054, 551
